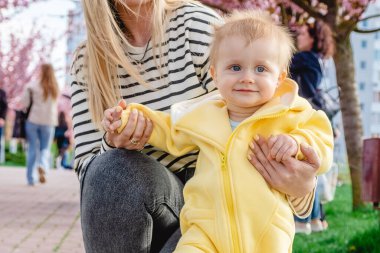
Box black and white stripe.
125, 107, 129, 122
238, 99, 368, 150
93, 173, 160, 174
70, 3, 221, 178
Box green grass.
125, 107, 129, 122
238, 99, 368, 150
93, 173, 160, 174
293, 184, 380, 253
1, 141, 26, 166
0, 141, 59, 167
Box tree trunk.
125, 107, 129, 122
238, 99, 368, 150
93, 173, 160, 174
334, 36, 364, 210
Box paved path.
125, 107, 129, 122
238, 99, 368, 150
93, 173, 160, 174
0, 167, 84, 253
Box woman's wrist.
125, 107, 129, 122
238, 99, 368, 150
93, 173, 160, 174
103, 132, 116, 148
291, 176, 317, 198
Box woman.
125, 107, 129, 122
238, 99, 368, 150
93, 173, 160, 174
290, 20, 336, 234
0, 88, 7, 152
22, 63, 59, 186
71, 1, 323, 252
290, 20, 335, 114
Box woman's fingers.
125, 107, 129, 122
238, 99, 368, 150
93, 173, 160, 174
134, 118, 153, 150
249, 136, 276, 177
248, 148, 272, 182
121, 109, 139, 138
101, 109, 114, 132
101, 104, 124, 132
130, 111, 146, 142
118, 99, 127, 109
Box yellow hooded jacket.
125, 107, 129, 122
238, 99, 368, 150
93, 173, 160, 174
127, 78, 334, 253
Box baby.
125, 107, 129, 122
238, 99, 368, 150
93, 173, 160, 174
117, 10, 333, 253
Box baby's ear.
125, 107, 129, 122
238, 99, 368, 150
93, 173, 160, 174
278, 70, 287, 84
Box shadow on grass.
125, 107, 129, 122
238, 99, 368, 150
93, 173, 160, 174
293, 184, 379, 253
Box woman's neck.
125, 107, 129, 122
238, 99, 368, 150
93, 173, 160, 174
117, 2, 153, 47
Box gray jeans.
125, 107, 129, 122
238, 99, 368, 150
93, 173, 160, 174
80, 149, 190, 253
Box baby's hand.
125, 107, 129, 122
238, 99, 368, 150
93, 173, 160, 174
267, 134, 298, 162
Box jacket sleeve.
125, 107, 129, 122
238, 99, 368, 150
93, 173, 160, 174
286, 104, 334, 218
131, 104, 198, 156
288, 109, 334, 175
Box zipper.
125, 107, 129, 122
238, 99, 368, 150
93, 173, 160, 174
221, 152, 241, 252
221, 110, 287, 252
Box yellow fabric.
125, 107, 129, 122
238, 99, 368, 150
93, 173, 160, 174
127, 78, 334, 253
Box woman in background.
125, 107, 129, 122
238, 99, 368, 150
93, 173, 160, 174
290, 20, 336, 234
23, 63, 59, 186
0, 88, 7, 154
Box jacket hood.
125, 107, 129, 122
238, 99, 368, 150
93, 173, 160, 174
170, 78, 309, 149
172, 78, 307, 121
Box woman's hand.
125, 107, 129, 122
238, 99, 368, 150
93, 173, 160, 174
101, 100, 153, 150
247, 135, 319, 198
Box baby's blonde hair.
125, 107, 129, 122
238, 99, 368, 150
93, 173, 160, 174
210, 10, 295, 72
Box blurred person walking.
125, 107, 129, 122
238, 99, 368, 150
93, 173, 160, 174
290, 20, 336, 234
0, 87, 7, 162
22, 63, 59, 186
55, 88, 73, 170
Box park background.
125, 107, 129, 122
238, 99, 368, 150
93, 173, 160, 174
1, 0, 380, 252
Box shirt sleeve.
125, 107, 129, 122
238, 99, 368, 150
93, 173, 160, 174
287, 183, 317, 218
128, 103, 197, 156
187, 6, 222, 91
70, 45, 112, 179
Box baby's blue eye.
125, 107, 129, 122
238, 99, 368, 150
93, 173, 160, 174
230, 65, 241, 71
255, 66, 266, 73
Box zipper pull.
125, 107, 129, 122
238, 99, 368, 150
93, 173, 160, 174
221, 153, 226, 170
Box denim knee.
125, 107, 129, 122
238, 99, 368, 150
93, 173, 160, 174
80, 149, 184, 253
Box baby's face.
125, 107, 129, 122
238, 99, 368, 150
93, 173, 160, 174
212, 35, 284, 111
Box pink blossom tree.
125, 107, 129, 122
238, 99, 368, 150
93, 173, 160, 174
0, 0, 74, 109
0, 0, 45, 22
0, 28, 56, 109
201, 0, 379, 209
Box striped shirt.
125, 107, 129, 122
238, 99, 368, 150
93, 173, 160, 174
70, 3, 314, 218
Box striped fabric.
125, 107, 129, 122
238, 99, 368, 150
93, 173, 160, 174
70, 2, 314, 217
70, 3, 221, 179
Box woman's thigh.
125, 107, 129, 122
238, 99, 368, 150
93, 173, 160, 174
80, 149, 184, 253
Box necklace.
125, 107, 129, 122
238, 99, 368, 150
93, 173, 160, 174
131, 39, 151, 71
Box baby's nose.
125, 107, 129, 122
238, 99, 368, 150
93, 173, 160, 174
239, 71, 255, 84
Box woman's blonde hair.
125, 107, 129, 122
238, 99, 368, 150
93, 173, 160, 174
210, 10, 295, 72
40, 63, 59, 101
79, 0, 193, 127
